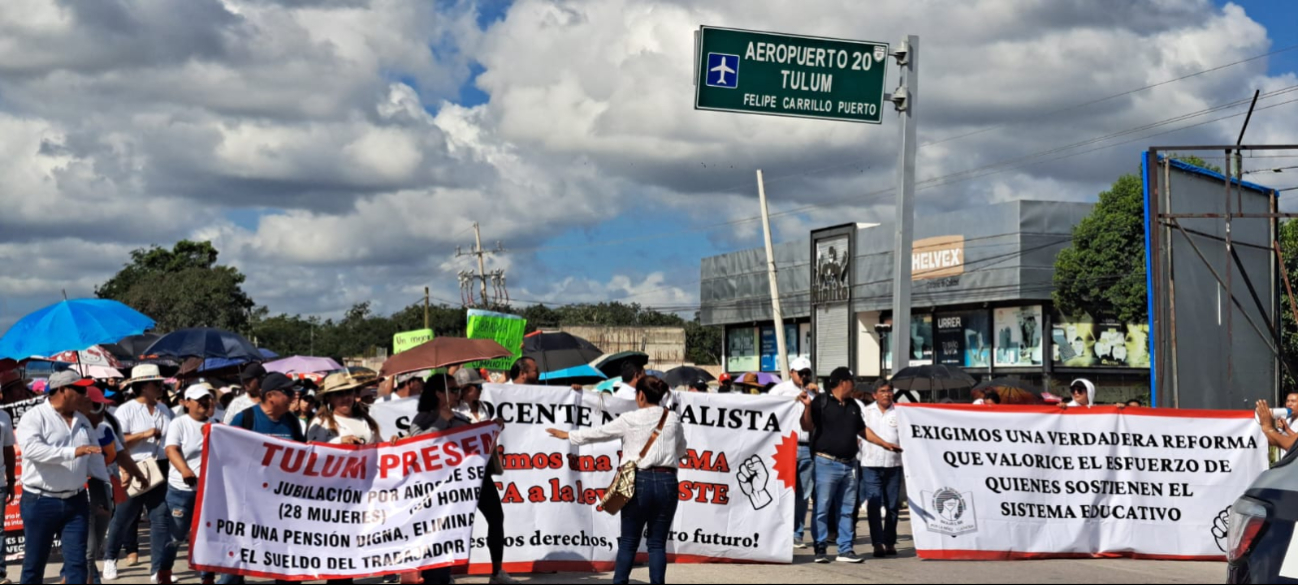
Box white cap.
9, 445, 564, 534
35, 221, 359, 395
184, 382, 215, 400
790, 357, 812, 372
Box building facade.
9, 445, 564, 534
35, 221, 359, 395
699, 200, 1151, 403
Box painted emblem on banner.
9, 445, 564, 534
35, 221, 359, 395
924, 488, 977, 537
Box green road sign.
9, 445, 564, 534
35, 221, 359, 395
694, 26, 889, 124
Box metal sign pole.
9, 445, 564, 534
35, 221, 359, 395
890, 35, 919, 375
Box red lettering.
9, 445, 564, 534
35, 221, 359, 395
460, 436, 480, 457
342, 455, 367, 480
401, 451, 420, 476
421, 445, 443, 472
500, 482, 524, 504
444, 441, 463, 467
379, 454, 399, 479
261, 443, 284, 466
320, 455, 345, 478
281, 449, 306, 473
303, 453, 321, 477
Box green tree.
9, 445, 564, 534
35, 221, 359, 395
1279, 220, 1298, 392
96, 240, 256, 333
1053, 174, 1148, 323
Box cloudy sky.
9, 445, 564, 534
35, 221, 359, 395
2, 0, 1298, 334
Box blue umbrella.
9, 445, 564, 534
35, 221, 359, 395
201, 348, 278, 372
538, 364, 607, 386
143, 327, 262, 360
0, 299, 155, 360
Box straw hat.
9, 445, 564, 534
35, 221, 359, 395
319, 372, 370, 398
125, 364, 166, 388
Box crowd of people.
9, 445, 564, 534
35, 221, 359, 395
0, 350, 1160, 585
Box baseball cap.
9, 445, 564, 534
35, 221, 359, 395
86, 386, 114, 405
260, 372, 296, 395
184, 382, 216, 401
240, 363, 268, 382
829, 367, 855, 390
790, 357, 812, 372
454, 368, 485, 387
49, 370, 94, 391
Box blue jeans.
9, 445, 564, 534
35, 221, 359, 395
812, 457, 858, 555
163, 486, 213, 580
21, 489, 90, 583
794, 445, 813, 541
614, 470, 680, 585
105, 468, 170, 576
859, 466, 902, 547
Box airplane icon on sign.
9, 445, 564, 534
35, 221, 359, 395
706, 53, 739, 88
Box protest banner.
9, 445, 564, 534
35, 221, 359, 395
393, 329, 434, 355
895, 404, 1267, 560
190, 422, 499, 581
465, 310, 526, 371
371, 385, 799, 572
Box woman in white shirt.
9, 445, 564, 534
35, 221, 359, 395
307, 373, 381, 445
103, 365, 175, 582
160, 383, 216, 585
547, 377, 687, 585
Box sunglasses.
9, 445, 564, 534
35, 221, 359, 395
1071, 387, 1087, 394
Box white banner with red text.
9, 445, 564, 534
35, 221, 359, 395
372, 385, 799, 572
895, 404, 1267, 560
190, 421, 498, 581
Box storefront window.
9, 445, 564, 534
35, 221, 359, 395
881, 314, 934, 371
994, 306, 1044, 367
727, 327, 758, 372
935, 310, 991, 368
1051, 311, 1150, 368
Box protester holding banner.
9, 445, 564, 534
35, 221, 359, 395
547, 376, 687, 585
229, 372, 305, 442
857, 384, 902, 558
223, 363, 266, 425
452, 368, 517, 585
400, 374, 475, 585
308, 372, 381, 445
1066, 378, 1096, 408
798, 367, 900, 564
160, 383, 218, 585
614, 363, 645, 401
0, 380, 13, 583
16, 371, 100, 584
104, 364, 176, 582
508, 357, 540, 385
768, 357, 817, 549
380, 371, 426, 403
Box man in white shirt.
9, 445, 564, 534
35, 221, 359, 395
222, 363, 266, 425
509, 357, 540, 385
858, 383, 902, 558
103, 364, 175, 582
16, 370, 100, 584
614, 362, 645, 402
769, 357, 817, 548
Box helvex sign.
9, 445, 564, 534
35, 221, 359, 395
695, 26, 888, 124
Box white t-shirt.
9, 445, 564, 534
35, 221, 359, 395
0, 410, 14, 487
165, 416, 208, 492
307, 415, 375, 445
223, 394, 255, 425
614, 383, 638, 402
115, 400, 175, 461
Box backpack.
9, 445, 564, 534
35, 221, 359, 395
237, 407, 305, 443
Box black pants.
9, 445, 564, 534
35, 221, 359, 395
479, 476, 505, 575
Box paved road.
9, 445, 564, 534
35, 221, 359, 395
37, 512, 1224, 584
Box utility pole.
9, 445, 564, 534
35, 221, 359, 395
889, 35, 919, 374
456, 222, 508, 307
757, 170, 789, 379
424, 287, 430, 329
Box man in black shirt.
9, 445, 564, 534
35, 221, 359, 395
799, 367, 900, 564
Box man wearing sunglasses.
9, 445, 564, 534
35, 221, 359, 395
15, 370, 100, 583
1066, 378, 1096, 408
